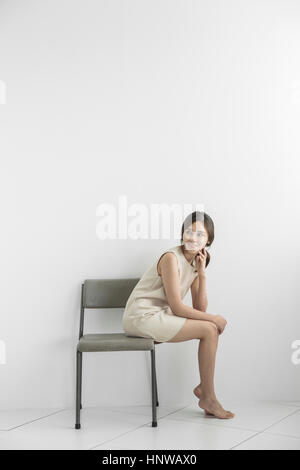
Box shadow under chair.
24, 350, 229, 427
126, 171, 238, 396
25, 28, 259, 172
75, 278, 161, 429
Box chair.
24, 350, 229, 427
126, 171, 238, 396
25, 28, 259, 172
75, 278, 159, 429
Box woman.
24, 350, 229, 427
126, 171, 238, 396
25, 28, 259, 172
122, 211, 234, 419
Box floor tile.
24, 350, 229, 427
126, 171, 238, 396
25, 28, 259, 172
164, 400, 298, 432
0, 407, 150, 450
103, 404, 185, 418
232, 431, 300, 450
1, 402, 298, 450
264, 410, 300, 438
92, 417, 255, 450
0, 408, 63, 431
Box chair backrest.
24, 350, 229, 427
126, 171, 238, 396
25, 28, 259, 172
78, 278, 140, 339
83, 278, 140, 308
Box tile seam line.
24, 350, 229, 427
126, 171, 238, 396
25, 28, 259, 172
3, 408, 67, 432
229, 408, 300, 450
88, 404, 191, 451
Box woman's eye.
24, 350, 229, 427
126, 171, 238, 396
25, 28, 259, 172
185, 230, 205, 238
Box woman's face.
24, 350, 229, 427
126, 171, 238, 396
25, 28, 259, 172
182, 221, 209, 252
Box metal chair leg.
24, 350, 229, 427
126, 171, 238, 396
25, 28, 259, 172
151, 348, 157, 427
154, 368, 159, 407
79, 351, 83, 410
75, 350, 82, 429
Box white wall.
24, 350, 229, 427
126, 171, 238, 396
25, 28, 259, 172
0, 0, 299, 409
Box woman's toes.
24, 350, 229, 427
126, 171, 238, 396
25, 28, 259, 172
198, 399, 235, 419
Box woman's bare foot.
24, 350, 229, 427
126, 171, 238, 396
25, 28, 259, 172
193, 384, 235, 419
193, 385, 214, 415
198, 398, 235, 419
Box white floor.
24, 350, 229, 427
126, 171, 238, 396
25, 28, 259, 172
0, 399, 300, 450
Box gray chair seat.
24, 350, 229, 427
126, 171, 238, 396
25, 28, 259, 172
77, 333, 154, 352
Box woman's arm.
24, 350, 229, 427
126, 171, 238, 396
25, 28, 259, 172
159, 253, 214, 322
190, 273, 208, 312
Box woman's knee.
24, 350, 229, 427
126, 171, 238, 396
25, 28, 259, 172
201, 321, 218, 339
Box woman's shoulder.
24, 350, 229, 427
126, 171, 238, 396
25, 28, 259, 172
156, 245, 181, 276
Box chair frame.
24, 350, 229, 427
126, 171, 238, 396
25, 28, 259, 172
75, 281, 159, 429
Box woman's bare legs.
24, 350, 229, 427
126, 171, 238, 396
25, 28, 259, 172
166, 319, 234, 419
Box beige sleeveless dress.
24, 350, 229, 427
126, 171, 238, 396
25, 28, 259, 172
122, 244, 199, 342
